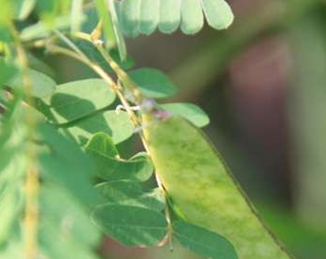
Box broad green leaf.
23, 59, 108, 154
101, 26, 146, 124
158, 0, 181, 33
45, 79, 115, 124
64, 110, 134, 145
0, 60, 18, 87
139, 0, 159, 35
14, 0, 36, 20
173, 220, 238, 259
97, 181, 165, 211
8, 68, 55, 98
161, 102, 209, 127
129, 68, 178, 99
119, 0, 141, 37
92, 204, 167, 246
86, 133, 153, 182
201, 0, 234, 30
142, 115, 293, 259
180, 0, 204, 35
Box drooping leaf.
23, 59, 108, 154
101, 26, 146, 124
44, 79, 115, 124
92, 204, 167, 246
8, 68, 55, 98
86, 133, 153, 182
129, 68, 178, 99
173, 220, 238, 259
64, 110, 134, 145
142, 115, 293, 259
161, 102, 209, 127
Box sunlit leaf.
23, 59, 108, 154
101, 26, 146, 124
44, 79, 115, 124
161, 102, 209, 127
8, 68, 55, 98
180, 0, 204, 35
129, 68, 178, 99
142, 115, 293, 259
64, 110, 134, 145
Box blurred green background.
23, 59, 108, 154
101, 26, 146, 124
48, 0, 326, 258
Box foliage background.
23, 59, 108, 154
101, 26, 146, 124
1, 0, 325, 258
46, 0, 326, 258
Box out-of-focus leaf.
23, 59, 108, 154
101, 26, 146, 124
14, 0, 36, 20
92, 204, 167, 246
118, 0, 141, 37
129, 68, 178, 99
40, 184, 101, 248
44, 79, 115, 124
108, 0, 127, 60
97, 181, 165, 211
38, 123, 99, 207
20, 15, 78, 41
158, 0, 181, 33
161, 103, 209, 127
180, 0, 204, 35
139, 0, 159, 35
86, 133, 153, 182
0, 60, 18, 88
8, 68, 56, 98
173, 220, 238, 259
64, 110, 134, 145
70, 0, 84, 32
200, 0, 234, 30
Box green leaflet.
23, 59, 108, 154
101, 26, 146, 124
92, 204, 167, 246
43, 79, 116, 124
128, 68, 178, 99
139, 0, 159, 35
119, 0, 141, 37
85, 133, 153, 182
64, 111, 134, 145
142, 115, 293, 259
173, 220, 238, 259
117, 0, 234, 36
200, 0, 234, 30
158, 0, 181, 33
8, 68, 55, 98
180, 0, 204, 35
161, 102, 209, 128
97, 181, 165, 211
